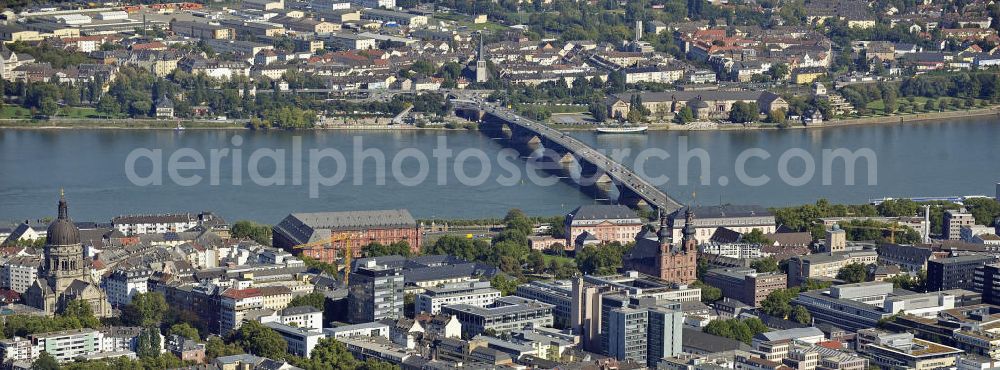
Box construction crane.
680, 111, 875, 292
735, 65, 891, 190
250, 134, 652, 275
292, 232, 361, 284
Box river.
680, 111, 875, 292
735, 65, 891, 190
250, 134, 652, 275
1, 117, 998, 224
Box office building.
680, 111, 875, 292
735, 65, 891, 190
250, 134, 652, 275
442, 296, 554, 338
324, 322, 391, 339
258, 306, 324, 330
273, 209, 420, 264
945, 209, 977, 240
564, 205, 643, 248
606, 300, 683, 367
414, 281, 500, 315
857, 329, 962, 369
348, 259, 405, 323
787, 249, 878, 285
170, 20, 234, 40
974, 264, 1000, 305
264, 322, 324, 357
703, 268, 787, 306
324, 32, 377, 50
348, 0, 394, 9
351, 254, 499, 292
361, 9, 427, 26
793, 282, 956, 331
927, 255, 994, 292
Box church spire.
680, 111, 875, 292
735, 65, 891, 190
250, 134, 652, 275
58, 188, 68, 220
682, 206, 696, 249
657, 210, 670, 244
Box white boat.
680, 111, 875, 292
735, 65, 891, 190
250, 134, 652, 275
595, 125, 648, 134
175, 122, 185, 131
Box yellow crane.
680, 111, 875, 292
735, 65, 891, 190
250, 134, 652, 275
292, 232, 361, 284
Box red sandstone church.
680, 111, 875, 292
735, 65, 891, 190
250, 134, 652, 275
623, 208, 699, 285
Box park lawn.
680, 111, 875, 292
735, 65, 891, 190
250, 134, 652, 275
0, 106, 32, 119
58, 107, 100, 119
542, 253, 575, 266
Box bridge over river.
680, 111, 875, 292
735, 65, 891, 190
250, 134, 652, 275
451, 97, 682, 214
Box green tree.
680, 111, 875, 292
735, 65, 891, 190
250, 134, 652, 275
768, 63, 790, 81
675, 106, 695, 124
750, 256, 779, 273
235, 321, 287, 360
292, 338, 358, 370
589, 102, 608, 122
743, 229, 772, 246
877, 199, 920, 217
39, 98, 58, 117
490, 275, 519, 296
122, 292, 168, 327
168, 323, 200, 341
205, 336, 244, 360
528, 250, 546, 273
728, 101, 758, 123
691, 280, 722, 303
791, 305, 812, 324
61, 299, 100, 328
576, 242, 632, 275
96, 95, 121, 117
703, 318, 769, 344
761, 288, 801, 319
766, 108, 787, 125
288, 292, 326, 311
230, 221, 272, 246
136, 327, 162, 358
836, 262, 868, 283
362, 241, 412, 257
32, 351, 59, 370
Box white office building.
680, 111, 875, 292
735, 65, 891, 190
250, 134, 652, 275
415, 281, 500, 315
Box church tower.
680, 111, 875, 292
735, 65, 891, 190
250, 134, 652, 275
475, 32, 488, 83
43, 190, 85, 293
681, 206, 697, 252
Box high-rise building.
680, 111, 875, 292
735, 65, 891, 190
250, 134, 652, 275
348, 259, 404, 323
927, 255, 995, 292
945, 209, 977, 240
605, 298, 683, 367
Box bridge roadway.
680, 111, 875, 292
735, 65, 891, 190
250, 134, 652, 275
451, 99, 682, 213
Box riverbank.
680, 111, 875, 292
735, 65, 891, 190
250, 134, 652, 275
550, 105, 1000, 132
2, 105, 998, 131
